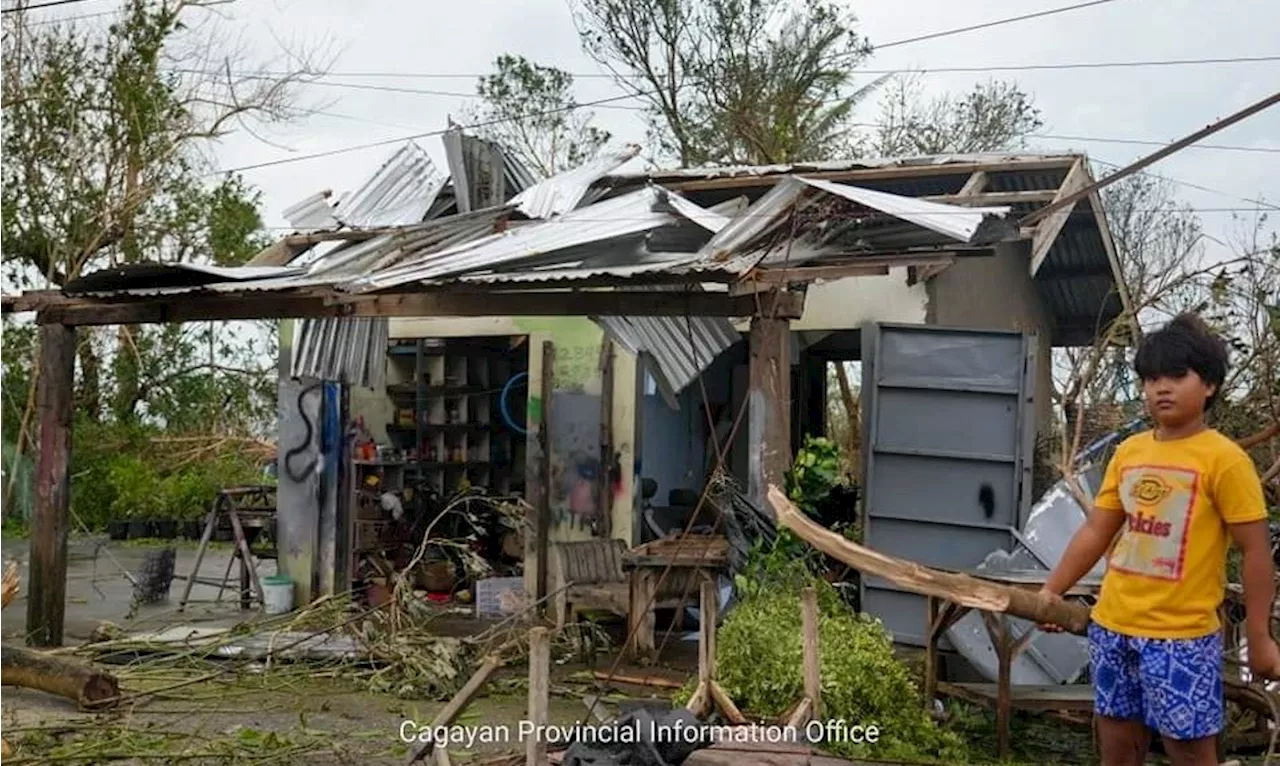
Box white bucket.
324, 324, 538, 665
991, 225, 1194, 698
261, 575, 294, 615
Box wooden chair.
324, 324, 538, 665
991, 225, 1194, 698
552, 538, 631, 628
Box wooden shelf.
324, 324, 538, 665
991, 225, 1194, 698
382, 336, 527, 497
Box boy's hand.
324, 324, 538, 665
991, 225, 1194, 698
1249, 637, 1280, 682
1036, 587, 1066, 633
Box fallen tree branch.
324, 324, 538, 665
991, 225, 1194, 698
1, 645, 120, 709
767, 485, 1092, 633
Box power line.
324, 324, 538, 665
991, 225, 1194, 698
1034, 133, 1279, 154
211, 90, 647, 175
1089, 157, 1279, 212
1, 0, 106, 14
199, 54, 1280, 82
1022, 90, 1280, 225
873, 0, 1122, 49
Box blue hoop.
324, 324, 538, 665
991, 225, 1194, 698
499, 372, 529, 435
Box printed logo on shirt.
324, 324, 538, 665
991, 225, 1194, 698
1107, 466, 1199, 581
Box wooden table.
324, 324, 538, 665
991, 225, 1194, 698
623, 534, 729, 661
923, 570, 1101, 760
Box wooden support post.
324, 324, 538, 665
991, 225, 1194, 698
535, 341, 555, 613
597, 341, 614, 539
687, 580, 746, 724
527, 627, 550, 766
747, 313, 791, 512
628, 569, 656, 662
800, 586, 822, 720
980, 611, 1014, 760
923, 596, 940, 710
27, 323, 75, 647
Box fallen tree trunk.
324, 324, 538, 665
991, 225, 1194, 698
1, 645, 120, 709
767, 485, 1093, 633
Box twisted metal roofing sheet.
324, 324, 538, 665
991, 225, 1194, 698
596, 311, 740, 396
332, 142, 447, 228
509, 144, 642, 219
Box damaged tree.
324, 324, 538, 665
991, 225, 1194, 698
767, 485, 1092, 633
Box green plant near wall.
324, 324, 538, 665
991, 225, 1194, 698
784, 435, 841, 514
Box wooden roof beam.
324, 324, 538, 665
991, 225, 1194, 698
29, 288, 807, 326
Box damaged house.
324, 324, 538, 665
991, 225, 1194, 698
6, 129, 1129, 674
269, 133, 1128, 646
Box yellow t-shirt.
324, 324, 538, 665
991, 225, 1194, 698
1089, 428, 1268, 639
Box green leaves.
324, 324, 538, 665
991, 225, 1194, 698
469, 54, 611, 178
713, 589, 966, 761
784, 435, 841, 515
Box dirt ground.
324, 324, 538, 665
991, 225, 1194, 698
0, 536, 1272, 765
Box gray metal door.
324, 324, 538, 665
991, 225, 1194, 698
858, 322, 1037, 646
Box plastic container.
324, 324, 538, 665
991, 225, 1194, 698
261, 575, 294, 615
475, 577, 525, 618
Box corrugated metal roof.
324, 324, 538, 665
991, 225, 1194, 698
40, 147, 1123, 382
63, 263, 303, 294
283, 191, 339, 231
509, 144, 642, 219
290, 316, 388, 389
348, 185, 699, 291
596, 312, 740, 396
332, 142, 447, 228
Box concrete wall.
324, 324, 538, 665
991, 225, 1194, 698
789, 269, 929, 330
925, 245, 1056, 433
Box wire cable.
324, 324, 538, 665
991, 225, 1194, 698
1, 0, 107, 14
174, 54, 1280, 81
872, 0, 1122, 49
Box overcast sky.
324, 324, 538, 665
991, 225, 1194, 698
29, 0, 1280, 253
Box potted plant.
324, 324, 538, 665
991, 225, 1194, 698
107, 518, 129, 541
152, 516, 177, 540
126, 507, 151, 541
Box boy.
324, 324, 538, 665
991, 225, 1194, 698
1039, 313, 1278, 766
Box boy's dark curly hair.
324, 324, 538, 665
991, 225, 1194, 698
1133, 312, 1229, 410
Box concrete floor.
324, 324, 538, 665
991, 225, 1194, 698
1, 534, 280, 644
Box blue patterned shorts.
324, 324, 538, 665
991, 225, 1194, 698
1088, 622, 1224, 740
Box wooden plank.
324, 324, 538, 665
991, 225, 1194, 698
526, 627, 550, 766
748, 318, 791, 511
752, 253, 963, 284
26, 323, 75, 647
1021, 91, 1280, 227
1028, 158, 1091, 277
31, 289, 809, 326
800, 587, 822, 719
407, 654, 505, 763
922, 189, 1056, 206
957, 171, 989, 196
937, 681, 1094, 712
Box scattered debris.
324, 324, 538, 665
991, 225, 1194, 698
2, 562, 17, 607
